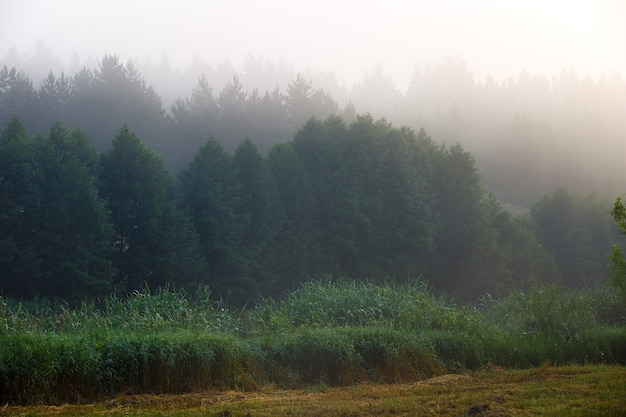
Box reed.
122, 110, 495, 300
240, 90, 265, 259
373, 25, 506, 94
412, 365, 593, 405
0, 281, 624, 405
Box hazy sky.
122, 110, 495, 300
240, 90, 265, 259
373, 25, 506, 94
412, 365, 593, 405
1, 0, 625, 89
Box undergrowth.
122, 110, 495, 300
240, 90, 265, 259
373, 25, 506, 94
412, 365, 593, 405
0, 280, 624, 405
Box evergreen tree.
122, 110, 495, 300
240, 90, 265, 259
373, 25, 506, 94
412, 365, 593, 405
531, 188, 614, 287
217, 75, 248, 150
486, 198, 560, 286
292, 116, 354, 276
170, 74, 219, 171
0, 119, 115, 300
36, 71, 71, 133
67, 55, 167, 153
229, 139, 281, 301
428, 143, 509, 299
31, 124, 116, 299
286, 74, 338, 130
0, 117, 42, 297
292, 116, 437, 282
347, 118, 438, 281
267, 142, 319, 292
0, 66, 38, 131
100, 125, 205, 292
243, 87, 291, 153
178, 137, 240, 297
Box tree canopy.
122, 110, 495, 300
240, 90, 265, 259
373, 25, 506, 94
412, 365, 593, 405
1, 54, 624, 304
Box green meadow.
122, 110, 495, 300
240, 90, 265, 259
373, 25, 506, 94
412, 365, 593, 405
1, 280, 624, 407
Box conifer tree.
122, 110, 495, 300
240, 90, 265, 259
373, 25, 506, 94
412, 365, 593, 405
100, 125, 205, 292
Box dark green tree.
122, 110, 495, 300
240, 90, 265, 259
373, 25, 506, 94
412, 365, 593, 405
178, 137, 240, 297
292, 116, 437, 282
0, 117, 43, 297
228, 139, 282, 301
100, 125, 205, 292
428, 143, 509, 299
292, 116, 354, 276
531, 188, 613, 287
330, 116, 437, 280
608, 196, 626, 300
267, 142, 319, 292
30, 124, 116, 299
487, 201, 560, 286
0, 118, 116, 300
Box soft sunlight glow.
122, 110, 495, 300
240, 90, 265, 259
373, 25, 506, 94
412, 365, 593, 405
0, 0, 624, 89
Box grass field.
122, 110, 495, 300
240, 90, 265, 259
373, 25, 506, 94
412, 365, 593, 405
1, 280, 625, 412
5, 365, 625, 416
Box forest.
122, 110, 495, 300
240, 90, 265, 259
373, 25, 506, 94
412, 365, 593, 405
1, 52, 625, 305
4, 48, 625, 211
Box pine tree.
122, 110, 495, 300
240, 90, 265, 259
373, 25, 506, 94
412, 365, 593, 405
100, 125, 205, 292
31, 124, 116, 299
178, 137, 239, 296
0, 117, 42, 297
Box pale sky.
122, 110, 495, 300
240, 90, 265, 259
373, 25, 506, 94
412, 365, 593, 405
1, 0, 625, 89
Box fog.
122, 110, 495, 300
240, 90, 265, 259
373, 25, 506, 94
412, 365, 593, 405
2, 0, 625, 89
1, 0, 626, 209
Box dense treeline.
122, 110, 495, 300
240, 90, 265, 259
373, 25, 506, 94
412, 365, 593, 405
0, 55, 340, 172
1, 53, 624, 303
3, 50, 625, 209
0, 111, 622, 304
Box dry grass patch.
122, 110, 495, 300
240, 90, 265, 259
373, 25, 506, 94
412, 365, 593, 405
4, 364, 624, 417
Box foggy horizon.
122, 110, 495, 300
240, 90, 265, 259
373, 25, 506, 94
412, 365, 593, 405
2, 0, 626, 210
2, 0, 625, 91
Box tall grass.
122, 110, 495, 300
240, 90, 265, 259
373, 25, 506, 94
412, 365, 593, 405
244, 279, 482, 334
1, 280, 624, 405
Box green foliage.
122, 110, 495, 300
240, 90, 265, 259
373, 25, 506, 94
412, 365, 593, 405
32, 124, 116, 299
261, 327, 440, 386
0, 330, 255, 404
291, 116, 438, 282
530, 188, 615, 287
608, 246, 626, 300
608, 197, 626, 300
99, 125, 205, 292
0, 66, 38, 130
0, 119, 115, 300
428, 142, 511, 299
0, 117, 42, 297
266, 142, 319, 291
481, 284, 625, 338
3, 57, 624, 307
0, 281, 624, 405
67, 55, 167, 153
1, 111, 620, 304
245, 279, 481, 335
228, 139, 282, 301
612, 197, 626, 233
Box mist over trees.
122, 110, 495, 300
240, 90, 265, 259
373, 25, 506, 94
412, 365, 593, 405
2, 48, 625, 210
1, 47, 625, 304
1, 114, 622, 304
